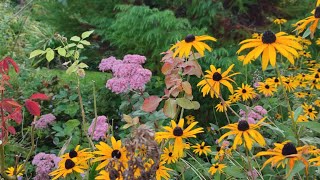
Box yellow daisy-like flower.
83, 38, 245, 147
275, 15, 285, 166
316, 38, 320, 45
208, 163, 226, 175
275, 113, 282, 120
59, 145, 92, 168
273, 18, 287, 25
302, 103, 318, 120
95, 170, 123, 180
156, 161, 172, 180
299, 51, 312, 58
50, 158, 88, 180
282, 76, 299, 92
234, 83, 257, 101
6, 164, 24, 177
197, 64, 239, 98
309, 79, 320, 89
228, 94, 240, 103
294, 6, 320, 39
252, 33, 262, 39
192, 142, 212, 156
266, 77, 281, 87
161, 145, 178, 164
169, 34, 217, 58
255, 142, 308, 172
314, 99, 320, 107
155, 118, 204, 157
237, 31, 302, 70
185, 115, 195, 125
256, 82, 277, 96
92, 137, 128, 170
218, 118, 266, 150
215, 100, 231, 112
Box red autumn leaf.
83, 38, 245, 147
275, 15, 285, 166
25, 99, 41, 116
5, 57, 20, 73
30, 93, 49, 100
141, 96, 162, 113
7, 126, 16, 135
3, 99, 21, 107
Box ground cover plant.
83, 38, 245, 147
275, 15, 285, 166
2, 0, 320, 179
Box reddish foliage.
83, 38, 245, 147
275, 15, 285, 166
30, 93, 50, 100
25, 100, 41, 117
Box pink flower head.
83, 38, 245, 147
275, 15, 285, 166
34, 113, 56, 129
32, 153, 60, 180
129, 68, 152, 90
123, 54, 146, 64
253, 105, 267, 115
99, 56, 118, 72
106, 78, 129, 94
113, 63, 142, 77
88, 116, 109, 141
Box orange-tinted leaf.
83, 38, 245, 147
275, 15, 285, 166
141, 96, 162, 112
182, 81, 192, 95
30, 93, 49, 100
161, 62, 174, 75
25, 100, 41, 116
163, 98, 177, 118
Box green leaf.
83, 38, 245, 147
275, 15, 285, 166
70, 36, 81, 42
277, 123, 297, 144
163, 99, 177, 118
57, 47, 66, 56
176, 97, 194, 109
64, 119, 80, 135
192, 101, 200, 110
302, 27, 311, 38
80, 40, 91, 45
77, 44, 84, 49
74, 51, 80, 60
299, 121, 320, 133
45, 48, 55, 62
286, 161, 305, 180
293, 107, 303, 122
81, 30, 94, 39
65, 43, 76, 48
224, 166, 246, 178
29, 49, 45, 59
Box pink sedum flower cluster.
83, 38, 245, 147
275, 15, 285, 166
32, 153, 60, 180
99, 55, 152, 94
239, 105, 267, 124
88, 116, 109, 141
34, 113, 56, 129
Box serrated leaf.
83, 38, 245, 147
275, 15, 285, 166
45, 48, 55, 62
176, 97, 194, 109
81, 30, 94, 39
80, 40, 90, 45
29, 50, 45, 59
163, 99, 177, 118
70, 36, 81, 42
57, 47, 66, 56
77, 44, 84, 49
299, 121, 320, 133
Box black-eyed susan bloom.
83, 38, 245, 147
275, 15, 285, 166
237, 31, 302, 70
208, 163, 226, 175
273, 18, 287, 25
50, 158, 88, 180
197, 64, 239, 98
266, 77, 281, 87
192, 142, 212, 156
155, 118, 203, 157
92, 137, 128, 170
302, 103, 317, 120
256, 82, 277, 97
185, 115, 195, 125
161, 145, 178, 164
234, 83, 257, 101
215, 100, 231, 112
255, 142, 308, 172
60, 145, 92, 167
96, 170, 123, 180
6, 164, 24, 177
169, 34, 217, 58
294, 6, 320, 39
156, 161, 172, 180
218, 118, 266, 150
228, 94, 240, 103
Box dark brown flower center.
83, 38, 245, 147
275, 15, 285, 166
315, 74, 319, 79
317, 68, 320, 73
168, 152, 173, 157
185, 34, 196, 43
111, 150, 122, 159
237, 120, 249, 131
281, 142, 298, 156
315, 6, 320, 18
173, 127, 183, 136
69, 149, 78, 158
274, 78, 279, 83
242, 89, 247, 93
214, 165, 219, 168
308, 109, 313, 113
65, 159, 75, 169
262, 31, 276, 44
216, 146, 221, 151
200, 146, 204, 149
265, 85, 270, 89
212, 72, 222, 81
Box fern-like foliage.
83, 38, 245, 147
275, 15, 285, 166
106, 5, 205, 70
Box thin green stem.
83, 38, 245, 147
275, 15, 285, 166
90, 81, 98, 142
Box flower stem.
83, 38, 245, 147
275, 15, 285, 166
275, 65, 299, 144
90, 81, 98, 140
